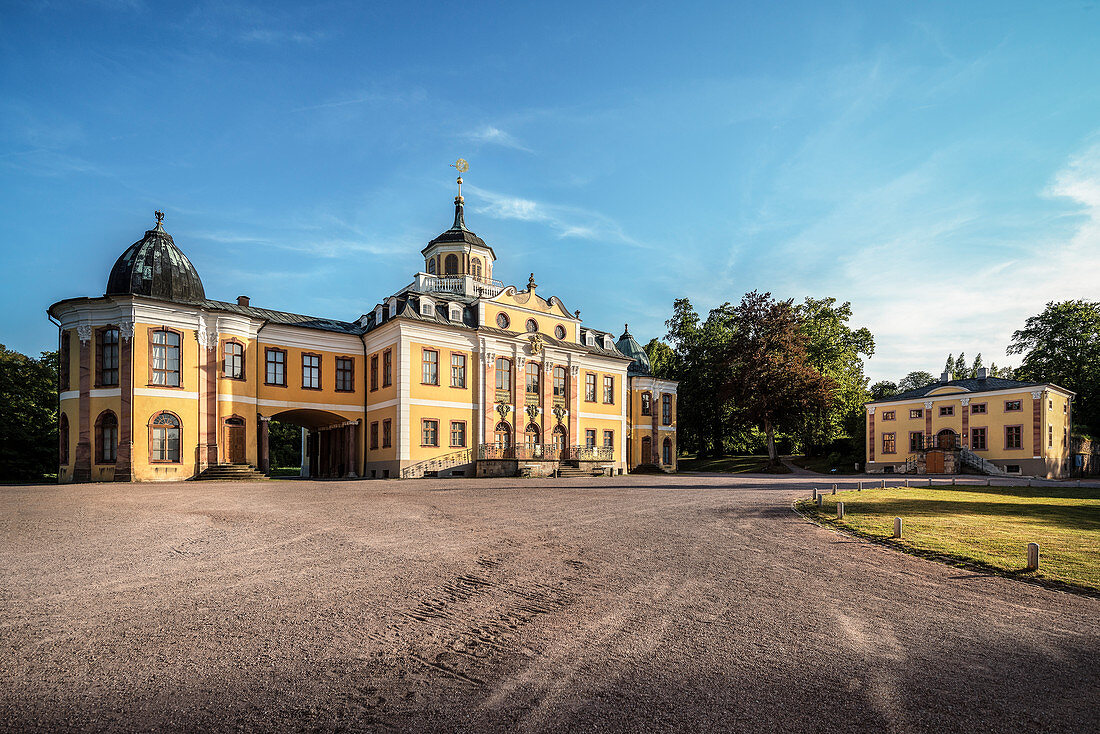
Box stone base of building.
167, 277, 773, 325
867, 456, 1072, 479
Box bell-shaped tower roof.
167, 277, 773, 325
105, 212, 205, 303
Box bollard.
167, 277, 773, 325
904, 478, 909, 488
893, 517, 903, 538
987, 479, 991, 487
1027, 478, 1032, 487
813, 487, 819, 500
832, 486, 836, 495
929, 477, 933, 486
882, 479, 887, 488
1027, 542, 1040, 571
1077, 480, 1081, 488
837, 502, 845, 520
816, 496, 823, 509
858, 481, 863, 490
951, 477, 956, 486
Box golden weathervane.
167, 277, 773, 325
451, 158, 469, 199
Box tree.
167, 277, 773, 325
1008, 300, 1100, 436
954, 352, 967, 379
643, 338, 676, 380
943, 354, 954, 376
796, 297, 874, 453
971, 353, 984, 378
0, 345, 59, 482
870, 381, 898, 400
899, 371, 936, 392
719, 292, 833, 463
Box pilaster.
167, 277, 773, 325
74, 323, 92, 482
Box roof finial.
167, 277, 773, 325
528, 272, 537, 291
450, 158, 468, 202
624, 323, 630, 336
155, 210, 164, 224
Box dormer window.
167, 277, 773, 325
420, 299, 434, 316
374, 305, 383, 323
603, 336, 613, 350
450, 308, 461, 321
585, 332, 595, 347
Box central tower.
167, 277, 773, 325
421, 159, 497, 283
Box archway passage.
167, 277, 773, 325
262, 409, 361, 479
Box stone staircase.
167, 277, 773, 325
196, 464, 268, 481
556, 462, 605, 478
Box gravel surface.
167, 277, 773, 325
1, 474, 1097, 733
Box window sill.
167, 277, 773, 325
147, 384, 185, 390
264, 382, 287, 388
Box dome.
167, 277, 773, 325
615, 324, 651, 376
423, 197, 492, 251
105, 214, 205, 302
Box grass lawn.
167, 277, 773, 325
790, 455, 863, 475
798, 485, 1100, 593
678, 455, 791, 473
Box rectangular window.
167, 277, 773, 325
1048, 425, 1053, 448
970, 403, 987, 414
382, 419, 392, 448
585, 429, 596, 448
909, 431, 924, 452
265, 348, 286, 386
450, 353, 466, 388
882, 433, 896, 454
59, 331, 70, 391
335, 357, 354, 392
553, 367, 566, 399
450, 421, 466, 447
223, 341, 244, 380
382, 349, 392, 387
1005, 425, 1022, 450
909, 408, 923, 419
939, 406, 954, 416
662, 394, 672, 425
526, 362, 540, 395
302, 353, 321, 389
370, 421, 379, 450
422, 349, 439, 385
641, 392, 652, 416
603, 430, 614, 449
151, 329, 181, 387
98, 328, 119, 386
370, 354, 378, 391
881, 410, 895, 421
422, 419, 439, 447
971, 427, 986, 450
1005, 400, 1022, 412
585, 373, 596, 402
603, 375, 614, 404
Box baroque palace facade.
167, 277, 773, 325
48, 188, 677, 482
864, 371, 1074, 478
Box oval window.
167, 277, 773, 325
554, 325, 566, 339
496, 312, 510, 329
526, 318, 538, 333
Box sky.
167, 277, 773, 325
2, 1, 1099, 382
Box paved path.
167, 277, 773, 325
1, 475, 1096, 733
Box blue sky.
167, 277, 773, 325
2, 1, 1098, 382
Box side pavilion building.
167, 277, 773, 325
48, 193, 677, 482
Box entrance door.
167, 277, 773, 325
551, 425, 567, 461
226, 418, 246, 464
937, 429, 956, 450
926, 450, 945, 474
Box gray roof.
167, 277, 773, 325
866, 377, 1050, 404
106, 220, 205, 302
615, 325, 652, 376
421, 198, 496, 258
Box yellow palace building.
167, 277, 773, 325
48, 180, 677, 482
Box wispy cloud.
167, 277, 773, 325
462, 125, 531, 152
466, 184, 644, 248
240, 28, 326, 45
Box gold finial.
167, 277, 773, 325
450, 158, 468, 200
154, 210, 164, 224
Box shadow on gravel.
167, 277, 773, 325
839, 498, 1100, 532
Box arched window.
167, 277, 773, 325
663, 438, 672, 465
524, 423, 541, 449
223, 340, 244, 379
641, 435, 652, 464
150, 412, 181, 463
495, 357, 512, 394
444, 254, 459, 275
150, 329, 181, 387
494, 422, 512, 448
553, 366, 566, 398
641, 391, 652, 416
427, 258, 436, 274
471, 258, 482, 279
525, 318, 538, 333
59, 413, 69, 465
95, 411, 118, 464
525, 361, 540, 395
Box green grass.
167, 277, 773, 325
790, 455, 863, 475
798, 485, 1100, 593
270, 466, 302, 477
678, 455, 791, 474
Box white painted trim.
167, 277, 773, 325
259, 325, 361, 353
578, 411, 622, 422
409, 398, 479, 410
366, 397, 399, 412
135, 387, 199, 399
219, 394, 364, 413
869, 384, 1073, 409
60, 391, 78, 401
398, 333, 411, 461
631, 424, 676, 431
90, 388, 121, 398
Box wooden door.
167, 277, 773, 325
228, 426, 246, 464
926, 450, 944, 474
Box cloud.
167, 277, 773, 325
462, 125, 531, 152
240, 28, 325, 44
466, 184, 644, 248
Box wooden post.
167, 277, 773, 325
1027, 478, 1032, 487
882, 479, 886, 488
904, 478, 909, 487
951, 477, 956, 486
893, 517, 903, 538
816, 496, 823, 509
1027, 542, 1039, 570
837, 502, 845, 520
929, 477, 933, 486
858, 481, 862, 490
813, 487, 818, 500
832, 486, 836, 495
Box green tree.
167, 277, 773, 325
719, 292, 833, 464
870, 381, 898, 400
1008, 299, 1100, 436
795, 297, 874, 453
643, 338, 676, 380
899, 371, 936, 392
943, 353, 954, 376
954, 352, 967, 379
971, 353, 984, 377
0, 345, 59, 482
268, 419, 302, 468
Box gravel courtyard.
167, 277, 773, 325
1, 475, 1097, 733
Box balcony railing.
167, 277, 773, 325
476, 444, 615, 462
400, 449, 473, 479
414, 273, 504, 298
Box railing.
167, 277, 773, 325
400, 448, 473, 479
415, 273, 504, 298
959, 447, 1008, 476
913, 435, 962, 451
477, 443, 566, 461
566, 446, 615, 462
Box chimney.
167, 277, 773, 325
976, 367, 989, 379
237, 295, 250, 307
940, 371, 951, 383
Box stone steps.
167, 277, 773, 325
196, 464, 268, 481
